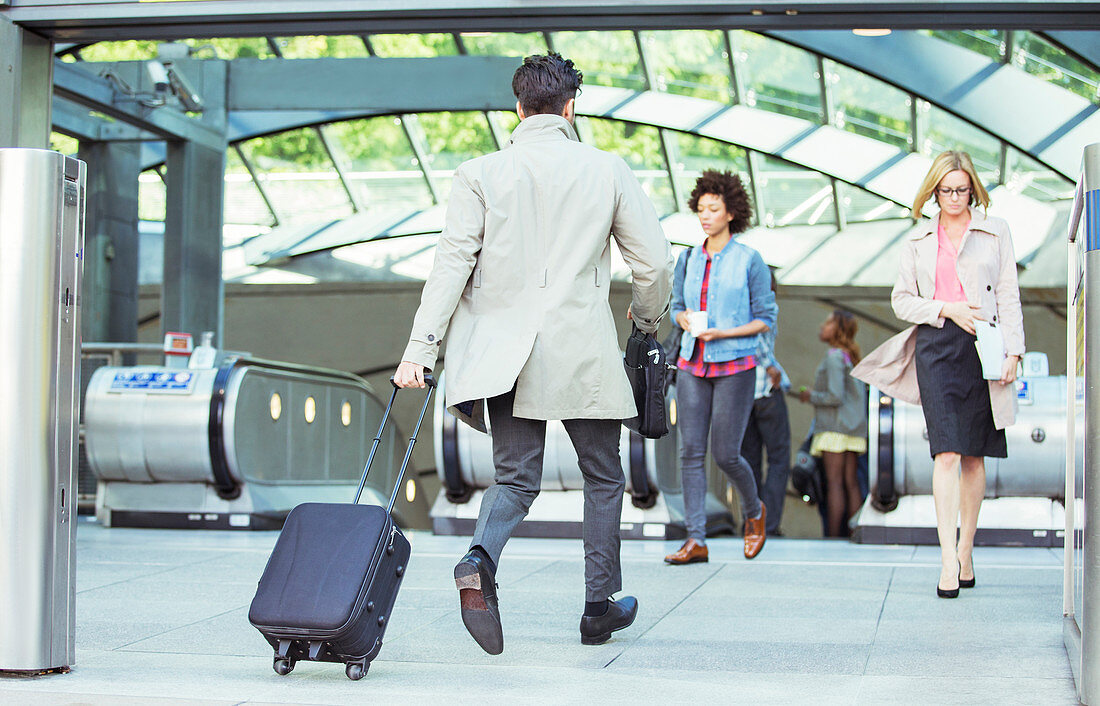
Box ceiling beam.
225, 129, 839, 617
6, 1, 1100, 42
52, 59, 226, 150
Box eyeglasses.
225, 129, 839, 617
936, 186, 971, 199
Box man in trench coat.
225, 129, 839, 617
394, 54, 673, 654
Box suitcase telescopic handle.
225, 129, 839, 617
353, 374, 437, 509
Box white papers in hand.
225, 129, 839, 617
973, 320, 1005, 380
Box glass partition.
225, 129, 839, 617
224, 149, 275, 226
827, 60, 911, 149
639, 30, 731, 102
415, 112, 497, 199
239, 128, 354, 226
549, 31, 646, 90
323, 117, 435, 210
458, 32, 547, 57
733, 31, 822, 122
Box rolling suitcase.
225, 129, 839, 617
248, 375, 436, 681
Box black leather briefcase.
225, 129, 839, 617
623, 325, 673, 439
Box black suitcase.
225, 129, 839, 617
248, 376, 435, 681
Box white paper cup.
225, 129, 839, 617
687, 311, 708, 337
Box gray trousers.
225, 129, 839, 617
470, 388, 625, 602
741, 389, 791, 535
676, 368, 762, 541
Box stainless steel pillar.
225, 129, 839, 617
1081, 142, 1100, 703
0, 149, 86, 672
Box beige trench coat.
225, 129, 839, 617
852, 207, 1024, 430
401, 114, 674, 430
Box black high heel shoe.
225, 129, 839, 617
937, 561, 960, 599
959, 557, 975, 588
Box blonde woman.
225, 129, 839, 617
853, 150, 1023, 598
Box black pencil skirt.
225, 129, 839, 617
914, 320, 1007, 459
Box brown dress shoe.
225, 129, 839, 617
744, 502, 766, 559
664, 538, 708, 565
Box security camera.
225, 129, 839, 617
163, 62, 204, 113
146, 60, 170, 94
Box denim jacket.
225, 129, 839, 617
671, 241, 777, 363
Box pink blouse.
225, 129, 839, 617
933, 223, 967, 302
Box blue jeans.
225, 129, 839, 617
676, 368, 761, 541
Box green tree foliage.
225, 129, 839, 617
272, 36, 368, 59
460, 32, 546, 57
640, 30, 731, 102
368, 34, 458, 57
549, 31, 646, 90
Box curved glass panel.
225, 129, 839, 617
1013, 32, 1100, 103
923, 30, 1005, 62
323, 117, 434, 210
578, 117, 676, 216
416, 112, 497, 199
459, 32, 546, 57
239, 128, 354, 226
1005, 147, 1076, 201
919, 101, 1001, 182
837, 182, 909, 222
490, 110, 521, 135
549, 31, 645, 90
757, 156, 836, 227
273, 36, 369, 59
826, 59, 911, 149
639, 30, 731, 103
366, 34, 458, 57
224, 149, 275, 226
732, 32, 821, 122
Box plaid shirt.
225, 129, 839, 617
677, 250, 756, 379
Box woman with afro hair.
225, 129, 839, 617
664, 170, 777, 565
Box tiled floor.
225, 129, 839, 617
0, 518, 1076, 705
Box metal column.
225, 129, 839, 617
1070, 142, 1100, 703
79, 141, 140, 344
0, 16, 52, 149
0, 148, 86, 672
164, 139, 225, 342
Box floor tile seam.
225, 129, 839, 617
76, 560, 222, 596
656, 560, 1061, 570
599, 563, 727, 670
860, 565, 894, 678
109, 603, 252, 651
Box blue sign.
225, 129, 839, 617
1016, 379, 1031, 404
110, 370, 196, 393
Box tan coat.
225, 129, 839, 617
852, 207, 1024, 429
401, 114, 674, 430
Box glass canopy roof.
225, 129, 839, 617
53, 28, 1093, 287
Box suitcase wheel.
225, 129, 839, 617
273, 657, 294, 676
345, 661, 368, 681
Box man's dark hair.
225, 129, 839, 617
687, 169, 754, 234
512, 53, 583, 116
